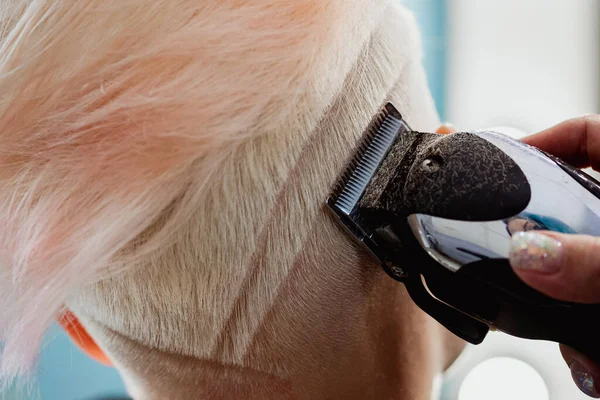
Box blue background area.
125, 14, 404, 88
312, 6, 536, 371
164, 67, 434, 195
403, 0, 448, 121
2, 325, 127, 399
1, 2, 446, 398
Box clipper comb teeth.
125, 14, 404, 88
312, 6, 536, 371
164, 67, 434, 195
329, 103, 408, 215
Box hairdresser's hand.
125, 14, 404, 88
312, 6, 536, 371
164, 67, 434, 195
508, 114, 600, 398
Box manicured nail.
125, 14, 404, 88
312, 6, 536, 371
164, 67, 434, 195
509, 232, 562, 273
570, 361, 600, 398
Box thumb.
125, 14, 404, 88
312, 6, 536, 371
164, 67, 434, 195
509, 231, 600, 304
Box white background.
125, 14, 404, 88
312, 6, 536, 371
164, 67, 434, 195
446, 0, 599, 133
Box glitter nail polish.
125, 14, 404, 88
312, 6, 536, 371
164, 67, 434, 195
571, 361, 599, 398
509, 231, 562, 273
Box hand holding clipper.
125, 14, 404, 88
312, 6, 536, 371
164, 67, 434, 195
509, 115, 600, 398
326, 104, 600, 396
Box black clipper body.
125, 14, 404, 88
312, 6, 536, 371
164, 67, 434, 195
327, 103, 600, 362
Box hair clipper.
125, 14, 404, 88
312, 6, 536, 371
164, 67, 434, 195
326, 103, 600, 362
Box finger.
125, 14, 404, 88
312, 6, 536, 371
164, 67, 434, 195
436, 123, 456, 135
508, 231, 600, 303
561, 344, 600, 398
521, 114, 600, 170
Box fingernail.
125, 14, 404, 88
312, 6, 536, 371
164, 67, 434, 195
509, 232, 562, 273
570, 361, 600, 398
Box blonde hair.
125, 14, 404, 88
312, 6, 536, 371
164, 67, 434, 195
0, 0, 434, 390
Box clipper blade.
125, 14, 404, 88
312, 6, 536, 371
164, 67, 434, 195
329, 103, 410, 215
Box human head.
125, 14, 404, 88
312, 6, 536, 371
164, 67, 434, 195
0, 1, 464, 398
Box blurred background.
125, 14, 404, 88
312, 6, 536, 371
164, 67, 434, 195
2, 0, 599, 399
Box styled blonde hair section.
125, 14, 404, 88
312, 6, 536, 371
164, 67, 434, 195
0, 0, 432, 389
